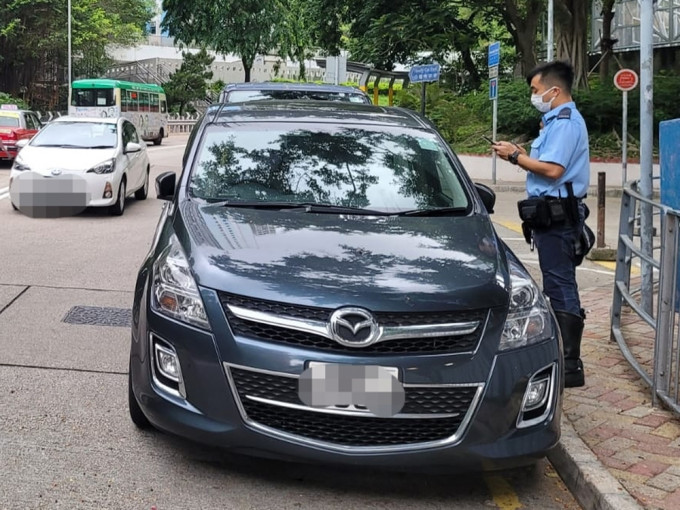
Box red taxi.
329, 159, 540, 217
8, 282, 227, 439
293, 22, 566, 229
0, 105, 43, 160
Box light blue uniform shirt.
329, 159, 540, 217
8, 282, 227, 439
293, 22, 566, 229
526, 101, 590, 198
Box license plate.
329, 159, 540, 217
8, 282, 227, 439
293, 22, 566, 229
299, 362, 405, 417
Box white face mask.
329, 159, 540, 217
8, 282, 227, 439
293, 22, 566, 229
531, 87, 557, 113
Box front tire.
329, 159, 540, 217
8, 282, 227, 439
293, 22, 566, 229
128, 369, 151, 429
109, 179, 126, 216
135, 168, 149, 200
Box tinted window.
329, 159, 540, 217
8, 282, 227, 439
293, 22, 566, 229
72, 88, 116, 107
31, 122, 118, 149
226, 90, 370, 104
189, 124, 469, 212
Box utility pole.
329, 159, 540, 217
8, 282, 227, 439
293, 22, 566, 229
639, 0, 655, 314
68, 0, 72, 104
547, 0, 554, 61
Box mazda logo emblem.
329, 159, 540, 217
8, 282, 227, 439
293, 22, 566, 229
329, 308, 380, 347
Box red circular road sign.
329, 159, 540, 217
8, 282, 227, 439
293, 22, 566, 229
614, 69, 639, 91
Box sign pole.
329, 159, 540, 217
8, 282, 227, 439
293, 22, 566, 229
487, 42, 500, 185
622, 90, 628, 187
492, 96, 498, 184
421, 82, 426, 116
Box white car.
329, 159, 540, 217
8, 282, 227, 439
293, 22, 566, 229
9, 116, 150, 216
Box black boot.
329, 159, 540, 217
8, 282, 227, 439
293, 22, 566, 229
554, 310, 585, 388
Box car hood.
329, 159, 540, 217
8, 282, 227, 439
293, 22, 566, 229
17, 146, 117, 174
174, 202, 510, 311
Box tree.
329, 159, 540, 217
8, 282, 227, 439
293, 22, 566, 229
0, 0, 154, 109
273, 0, 314, 80
555, 0, 590, 89
163, 48, 214, 114
598, 0, 617, 83
162, 0, 280, 82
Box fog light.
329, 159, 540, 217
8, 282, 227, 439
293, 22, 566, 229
155, 343, 180, 382
103, 182, 113, 199
523, 377, 549, 411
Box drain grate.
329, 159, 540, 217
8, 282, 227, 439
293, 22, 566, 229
62, 306, 132, 327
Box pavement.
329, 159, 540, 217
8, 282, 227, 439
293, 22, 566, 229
461, 154, 680, 510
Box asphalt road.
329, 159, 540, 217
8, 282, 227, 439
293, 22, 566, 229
0, 136, 582, 510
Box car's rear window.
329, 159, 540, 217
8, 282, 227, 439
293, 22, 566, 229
189, 123, 470, 213
0, 115, 20, 127
227, 90, 370, 104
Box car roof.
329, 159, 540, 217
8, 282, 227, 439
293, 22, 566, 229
50, 116, 120, 124
223, 82, 367, 94
208, 101, 429, 130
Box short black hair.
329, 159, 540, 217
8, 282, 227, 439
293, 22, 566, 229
526, 61, 574, 93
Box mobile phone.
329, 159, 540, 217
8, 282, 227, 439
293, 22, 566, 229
482, 135, 496, 144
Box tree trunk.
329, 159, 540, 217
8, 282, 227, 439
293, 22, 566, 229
599, 0, 616, 83
555, 0, 590, 89
242, 57, 252, 82
460, 48, 481, 90
501, 0, 543, 77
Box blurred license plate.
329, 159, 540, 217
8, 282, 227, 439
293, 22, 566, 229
299, 362, 404, 417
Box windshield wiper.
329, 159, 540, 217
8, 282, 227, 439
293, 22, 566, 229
396, 206, 468, 217
204, 200, 390, 215
34, 143, 85, 148
88, 145, 115, 149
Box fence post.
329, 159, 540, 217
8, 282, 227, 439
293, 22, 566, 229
654, 212, 679, 406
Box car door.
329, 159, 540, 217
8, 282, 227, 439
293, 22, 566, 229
123, 121, 144, 190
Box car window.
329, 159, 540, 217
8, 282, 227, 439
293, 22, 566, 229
226, 90, 370, 103
123, 121, 139, 145
0, 115, 20, 127
23, 113, 36, 130
189, 123, 470, 212
30, 114, 43, 129
30, 121, 118, 149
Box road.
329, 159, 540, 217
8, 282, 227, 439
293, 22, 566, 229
0, 136, 585, 509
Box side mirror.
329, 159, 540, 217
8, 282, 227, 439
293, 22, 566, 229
16, 138, 29, 150
125, 142, 142, 154
156, 171, 176, 201
474, 182, 496, 214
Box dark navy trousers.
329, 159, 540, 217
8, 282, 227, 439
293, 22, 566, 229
532, 202, 586, 316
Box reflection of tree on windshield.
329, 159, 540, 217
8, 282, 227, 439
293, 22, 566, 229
190, 127, 454, 210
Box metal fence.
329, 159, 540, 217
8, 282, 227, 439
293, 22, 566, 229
611, 178, 680, 416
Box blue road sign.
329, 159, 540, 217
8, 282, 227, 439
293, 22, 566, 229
489, 78, 498, 100
488, 42, 500, 67
409, 64, 441, 83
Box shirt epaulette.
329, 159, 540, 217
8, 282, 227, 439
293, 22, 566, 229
557, 107, 572, 119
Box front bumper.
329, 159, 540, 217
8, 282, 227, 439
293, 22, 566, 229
130, 283, 562, 472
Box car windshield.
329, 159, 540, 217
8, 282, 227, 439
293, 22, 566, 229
30, 121, 118, 149
0, 115, 20, 127
227, 90, 370, 104
189, 124, 470, 213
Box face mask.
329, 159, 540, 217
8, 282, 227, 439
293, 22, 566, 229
531, 87, 556, 113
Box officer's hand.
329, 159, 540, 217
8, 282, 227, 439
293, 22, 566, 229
491, 141, 515, 161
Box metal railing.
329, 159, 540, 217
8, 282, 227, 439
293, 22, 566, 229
611, 178, 680, 416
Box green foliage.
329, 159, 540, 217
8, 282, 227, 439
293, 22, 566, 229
163, 48, 215, 114
162, 0, 280, 82
0, 92, 28, 110
396, 73, 680, 158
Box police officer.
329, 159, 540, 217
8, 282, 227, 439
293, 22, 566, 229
492, 60, 590, 388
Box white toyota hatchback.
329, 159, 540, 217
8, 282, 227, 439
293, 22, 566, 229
9, 116, 150, 217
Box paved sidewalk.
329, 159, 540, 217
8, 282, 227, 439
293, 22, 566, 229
471, 152, 680, 510
551, 285, 680, 510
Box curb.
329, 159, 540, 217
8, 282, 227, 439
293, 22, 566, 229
548, 416, 643, 510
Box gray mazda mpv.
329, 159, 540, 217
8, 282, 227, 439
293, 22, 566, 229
129, 101, 563, 472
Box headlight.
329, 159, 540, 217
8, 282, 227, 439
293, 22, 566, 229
88, 159, 115, 174
499, 259, 554, 351
12, 157, 30, 172
151, 233, 210, 330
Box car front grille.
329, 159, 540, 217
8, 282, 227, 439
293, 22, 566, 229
228, 365, 481, 448
219, 292, 488, 355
